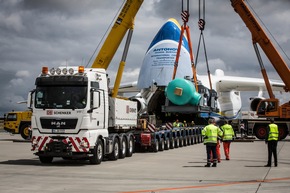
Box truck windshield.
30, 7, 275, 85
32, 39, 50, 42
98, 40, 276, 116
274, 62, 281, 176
35, 86, 87, 109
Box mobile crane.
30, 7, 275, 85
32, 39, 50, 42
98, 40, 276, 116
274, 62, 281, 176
231, 0, 290, 139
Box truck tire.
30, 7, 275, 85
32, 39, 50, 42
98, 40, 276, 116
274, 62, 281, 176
89, 138, 103, 165
191, 135, 194, 145
164, 138, 170, 150
175, 137, 179, 148
170, 138, 175, 149
159, 138, 165, 151
20, 123, 31, 140
119, 137, 127, 159
278, 125, 289, 140
179, 137, 183, 147
126, 136, 134, 157
153, 139, 159, 152
109, 138, 119, 160
39, 156, 53, 164
254, 125, 267, 140
183, 136, 188, 146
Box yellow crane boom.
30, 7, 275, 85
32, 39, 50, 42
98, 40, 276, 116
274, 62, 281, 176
92, 0, 143, 70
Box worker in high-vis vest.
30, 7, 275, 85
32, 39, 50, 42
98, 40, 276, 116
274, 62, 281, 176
173, 119, 184, 127
202, 118, 223, 167
221, 120, 235, 160
264, 119, 279, 167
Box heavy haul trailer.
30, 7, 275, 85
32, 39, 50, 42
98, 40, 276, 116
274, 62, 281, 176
133, 77, 219, 152
134, 117, 204, 152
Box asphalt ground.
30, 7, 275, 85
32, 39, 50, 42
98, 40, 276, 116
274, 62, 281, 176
0, 131, 289, 193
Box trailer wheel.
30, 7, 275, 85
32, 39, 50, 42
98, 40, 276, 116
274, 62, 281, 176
175, 137, 179, 148
20, 123, 31, 140
165, 138, 170, 150
170, 138, 175, 149
179, 137, 183, 147
126, 136, 134, 157
153, 139, 159, 152
39, 156, 53, 164
191, 135, 194, 145
109, 138, 120, 160
159, 138, 165, 151
254, 125, 267, 140
89, 138, 103, 165
183, 136, 188, 146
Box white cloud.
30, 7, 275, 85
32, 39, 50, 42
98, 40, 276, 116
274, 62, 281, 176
0, 0, 289, 115
15, 70, 30, 78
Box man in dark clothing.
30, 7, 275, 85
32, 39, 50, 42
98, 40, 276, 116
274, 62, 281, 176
264, 119, 279, 167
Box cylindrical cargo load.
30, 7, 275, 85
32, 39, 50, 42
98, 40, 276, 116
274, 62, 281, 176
165, 78, 201, 106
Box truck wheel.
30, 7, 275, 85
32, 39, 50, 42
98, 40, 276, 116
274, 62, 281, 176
89, 138, 103, 165
190, 135, 194, 145
20, 123, 31, 140
278, 126, 288, 140
175, 138, 179, 148
170, 138, 175, 149
179, 137, 183, 147
119, 137, 127, 159
183, 136, 188, 146
254, 125, 267, 140
153, 139, 159, 152
39, 156, 53, 164
159, 138, 164, 151
126, 136, 134, 157
165, 138, 170, 150
109, 138, 119, 160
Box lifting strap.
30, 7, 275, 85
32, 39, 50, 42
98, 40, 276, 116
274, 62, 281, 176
195, 0, 213, 91
172, 0, 198, 91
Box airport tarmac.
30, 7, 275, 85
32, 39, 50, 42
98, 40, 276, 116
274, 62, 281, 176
0, 131, 289, 193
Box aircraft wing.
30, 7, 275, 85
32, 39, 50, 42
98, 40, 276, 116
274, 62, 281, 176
202, 69, 286, 93
215, 76, 285, 92
117, 81, 139, 94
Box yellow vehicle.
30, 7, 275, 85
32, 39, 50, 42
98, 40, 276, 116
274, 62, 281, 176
4, 110, 32, 140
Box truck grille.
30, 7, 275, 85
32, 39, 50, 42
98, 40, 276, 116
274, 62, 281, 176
40, 118, 78, 129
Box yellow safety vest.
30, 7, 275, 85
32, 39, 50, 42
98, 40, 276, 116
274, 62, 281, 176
202, 124, 223, 144
173, 122, 183, 127
221, 124, 235, 141
268, 123, 279, 141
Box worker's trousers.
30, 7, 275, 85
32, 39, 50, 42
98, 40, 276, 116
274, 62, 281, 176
206, 144, 217, 164
223, 141, 231, 160
267, 140, 278, 166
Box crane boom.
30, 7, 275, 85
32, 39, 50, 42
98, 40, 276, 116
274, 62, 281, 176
231, 0, 290, 91
92, 0, 143, 70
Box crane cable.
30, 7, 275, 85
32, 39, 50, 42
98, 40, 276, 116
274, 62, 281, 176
195, 0, 213, 91
172, 0, 198, 91
246, 0, 290, 62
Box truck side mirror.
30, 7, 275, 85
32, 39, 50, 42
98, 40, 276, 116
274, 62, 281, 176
93, 91, 100, 108
27, 90, 35, 109
87, 89, 100, 113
